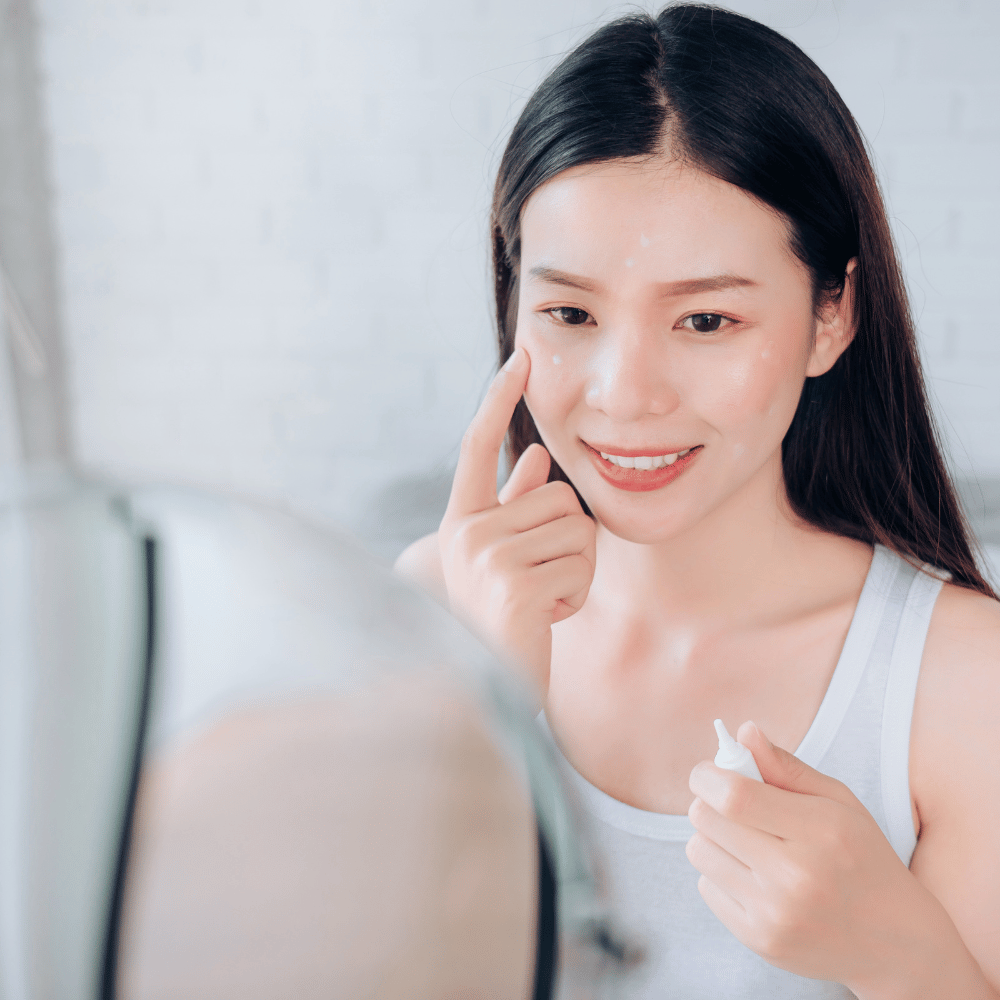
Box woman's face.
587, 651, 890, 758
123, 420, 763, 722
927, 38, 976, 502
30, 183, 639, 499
515, 158, 850, 544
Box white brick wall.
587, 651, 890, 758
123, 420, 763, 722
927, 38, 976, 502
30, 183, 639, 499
35, 0, 1000, 556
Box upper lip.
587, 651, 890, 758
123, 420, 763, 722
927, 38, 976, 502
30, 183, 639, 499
583, 441, 700, 457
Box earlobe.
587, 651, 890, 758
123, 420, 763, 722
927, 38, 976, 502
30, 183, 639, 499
805, 258, 858, 378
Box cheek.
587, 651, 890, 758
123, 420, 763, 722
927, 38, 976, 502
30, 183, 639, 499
688, 339, 805, 441
728, 345, 793, 414
516, 328, 582, 430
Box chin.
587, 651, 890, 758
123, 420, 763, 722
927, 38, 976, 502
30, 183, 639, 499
584, 498, 696, 547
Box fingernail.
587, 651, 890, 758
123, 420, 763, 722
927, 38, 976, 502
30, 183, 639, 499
503, 347, 523, 369
750, 721, 772, 748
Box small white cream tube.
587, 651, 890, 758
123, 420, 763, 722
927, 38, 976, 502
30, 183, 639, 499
713, 719, 763, 782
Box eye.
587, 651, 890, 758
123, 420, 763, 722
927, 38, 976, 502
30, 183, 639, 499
544, 306, 593, 327
681, 313, 735, 335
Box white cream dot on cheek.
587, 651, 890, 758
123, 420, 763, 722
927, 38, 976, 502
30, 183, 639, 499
761, 349, 770, 359
552, 354, 562, 365
666, 630, 695, 670
625, 258, 634, 268
733, 443, 746, 458
639, 233, 650, 247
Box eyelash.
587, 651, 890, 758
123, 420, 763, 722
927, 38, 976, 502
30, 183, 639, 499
542, 307, 738, 334
543, 307, 594, 327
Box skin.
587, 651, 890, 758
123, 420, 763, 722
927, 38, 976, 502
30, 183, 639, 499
119, 682, 536, 999
395, 156, 1000, 997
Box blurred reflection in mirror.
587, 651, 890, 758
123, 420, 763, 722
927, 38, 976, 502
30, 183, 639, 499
111, 487, 640, 999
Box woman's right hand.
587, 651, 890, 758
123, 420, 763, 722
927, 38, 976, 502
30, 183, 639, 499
438, 347, 597, 699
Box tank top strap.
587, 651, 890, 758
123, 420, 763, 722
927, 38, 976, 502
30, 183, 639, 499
793, 544, 917, 768
880, 561, 948, 862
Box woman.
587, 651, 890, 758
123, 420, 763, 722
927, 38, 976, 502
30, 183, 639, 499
396, 5, 1000, 997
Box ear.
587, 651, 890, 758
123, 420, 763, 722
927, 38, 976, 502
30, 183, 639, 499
805, 257, 857, 378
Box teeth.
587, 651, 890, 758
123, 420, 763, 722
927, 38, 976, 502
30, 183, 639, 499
598, 447, 694, 469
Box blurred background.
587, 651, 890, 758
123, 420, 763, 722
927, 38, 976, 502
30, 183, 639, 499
1, 0, 998, 565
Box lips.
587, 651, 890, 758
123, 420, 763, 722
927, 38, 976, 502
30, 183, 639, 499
583, 442, 703, 492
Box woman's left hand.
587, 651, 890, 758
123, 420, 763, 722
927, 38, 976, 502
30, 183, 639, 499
685, 720, 928, 990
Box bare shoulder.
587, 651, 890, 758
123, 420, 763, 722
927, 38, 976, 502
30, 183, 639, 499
918, 579, 1000, 723
393, 531, 447, 602
926, 576, 1000, 647
909, 579, 1000, 986
914, 580, 1000, 815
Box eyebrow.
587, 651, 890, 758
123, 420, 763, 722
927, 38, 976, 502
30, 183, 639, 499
526, 265, 760, 297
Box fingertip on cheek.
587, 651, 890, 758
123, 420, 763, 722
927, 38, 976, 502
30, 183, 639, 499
505, 339, 531, 368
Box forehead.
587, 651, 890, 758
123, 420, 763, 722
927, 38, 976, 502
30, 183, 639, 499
519, 158, 796, 277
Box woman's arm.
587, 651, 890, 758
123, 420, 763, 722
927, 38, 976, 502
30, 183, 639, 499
900, 584, 1000, 997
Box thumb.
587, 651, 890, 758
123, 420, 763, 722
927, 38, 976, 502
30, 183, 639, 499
737, 721, 853, 804
498, 443, 551, 504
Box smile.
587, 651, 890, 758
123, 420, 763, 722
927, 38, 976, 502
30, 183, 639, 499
598, 448, 694, 469
583, 442, 703, 492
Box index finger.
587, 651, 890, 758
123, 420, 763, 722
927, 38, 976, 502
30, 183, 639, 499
447, 347, 530, 517
690, 762, 834, 844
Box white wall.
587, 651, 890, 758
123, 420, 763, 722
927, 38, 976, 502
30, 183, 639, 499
0, 282, 22, 476
34, 0, 1000, 557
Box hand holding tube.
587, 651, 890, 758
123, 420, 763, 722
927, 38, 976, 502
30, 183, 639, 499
685, 721, 968, 995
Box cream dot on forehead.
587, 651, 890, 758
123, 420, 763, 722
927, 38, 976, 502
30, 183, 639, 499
522, 159, 794, 281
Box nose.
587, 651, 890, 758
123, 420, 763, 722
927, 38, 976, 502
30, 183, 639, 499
584, 327, 680, 420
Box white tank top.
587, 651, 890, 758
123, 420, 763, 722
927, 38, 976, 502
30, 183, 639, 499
541, 544, 947, 999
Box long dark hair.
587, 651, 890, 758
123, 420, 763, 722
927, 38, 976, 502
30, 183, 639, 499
489, 3, 996, 598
